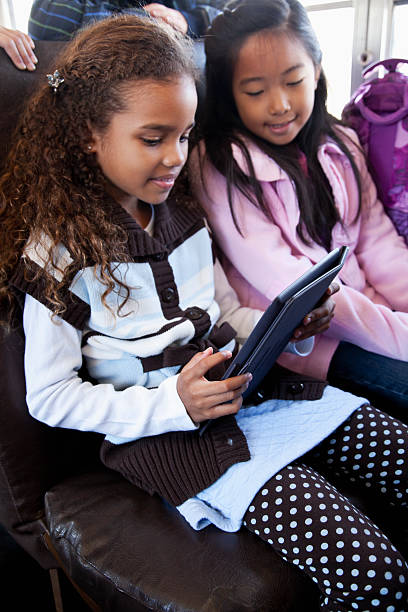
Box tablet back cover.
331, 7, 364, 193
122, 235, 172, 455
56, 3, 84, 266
223, 246, 349, 398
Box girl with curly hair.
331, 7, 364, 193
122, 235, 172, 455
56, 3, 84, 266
1, 14, 407, 611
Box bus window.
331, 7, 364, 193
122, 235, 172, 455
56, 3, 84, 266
305, 1, 354, 118
391, 2, 408, 75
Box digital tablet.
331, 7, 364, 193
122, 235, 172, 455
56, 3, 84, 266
199, 245, 349, 435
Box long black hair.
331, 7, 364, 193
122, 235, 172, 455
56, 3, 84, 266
201, 0, 361, 249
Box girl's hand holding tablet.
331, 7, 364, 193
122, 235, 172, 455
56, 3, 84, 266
292, 281, 340, 341
177, 348, 252, 423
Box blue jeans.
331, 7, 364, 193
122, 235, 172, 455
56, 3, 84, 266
327, 341, 408, 422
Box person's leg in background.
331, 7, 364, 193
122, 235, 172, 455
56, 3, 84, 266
327, 342, 408, 422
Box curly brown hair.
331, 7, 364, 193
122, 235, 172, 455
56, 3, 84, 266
0, 14, 197, 325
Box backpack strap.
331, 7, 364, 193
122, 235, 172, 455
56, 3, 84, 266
355, 86, 408, 124
362, 58, 408, 78
356, 58, 408, 125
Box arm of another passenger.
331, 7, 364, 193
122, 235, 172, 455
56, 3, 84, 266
0, 26, 37, 70
144, 3, 188, 33
144, 2, 219, 36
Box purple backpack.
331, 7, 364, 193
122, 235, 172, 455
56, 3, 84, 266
342, 58, 408, 245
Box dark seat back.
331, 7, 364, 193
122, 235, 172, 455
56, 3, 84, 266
0, 302, 101, 567
0, 42, 63, 172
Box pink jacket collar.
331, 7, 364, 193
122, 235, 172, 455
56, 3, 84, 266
231, 137, 346, 183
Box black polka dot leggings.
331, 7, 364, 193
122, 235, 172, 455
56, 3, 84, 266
243, 405, 408, 611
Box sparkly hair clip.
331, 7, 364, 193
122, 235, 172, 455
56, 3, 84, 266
47, 70, 65, 93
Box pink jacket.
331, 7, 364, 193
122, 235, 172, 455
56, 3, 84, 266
190, 127, 408, 379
